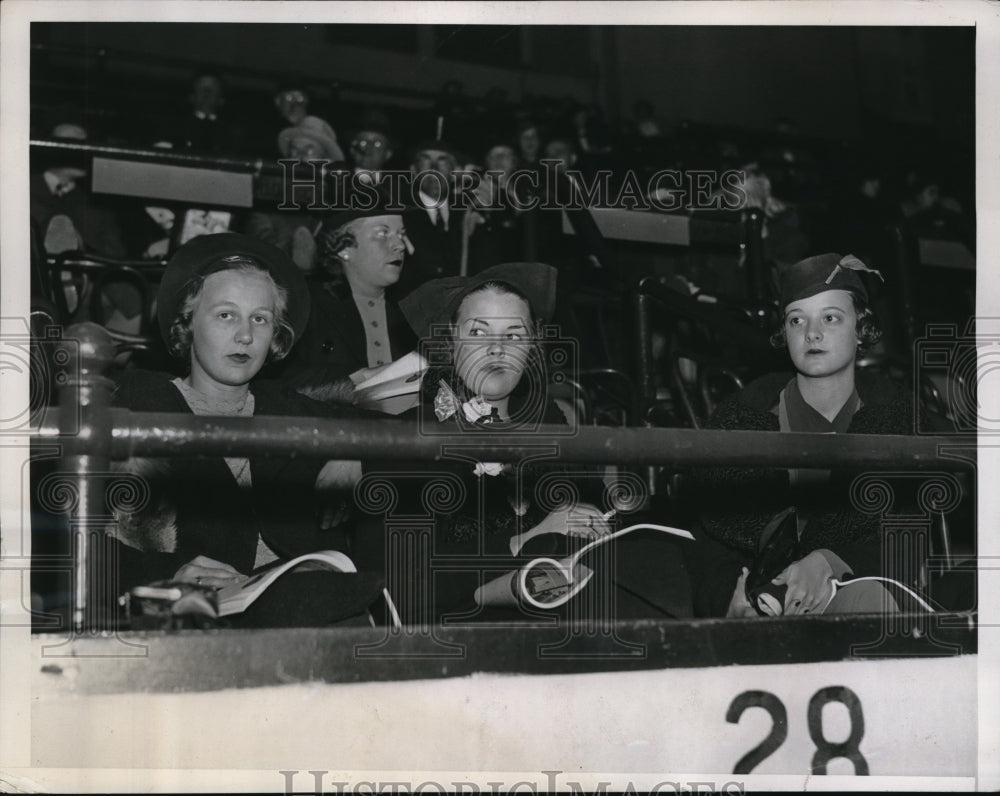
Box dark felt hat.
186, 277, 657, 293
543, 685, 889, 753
399, 262, 558, 340
319, 180, 405, 236
409, 138, 463, 165
778, 252, 884, 309
156, 232, 311, 347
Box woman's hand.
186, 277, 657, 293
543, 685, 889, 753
566, 502, 613, 540
727, 567, 757, 618
772, 550, 835, 615
173, 555, 243, 589
509, 503, 613, 555
530, 504, 612, 541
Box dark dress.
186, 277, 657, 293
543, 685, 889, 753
107, 370, 365, 592
683, 369, 920, 617
275, 278, 417, 392
352, 372, 603, 624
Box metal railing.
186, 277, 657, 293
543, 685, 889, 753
31, 323, 976, 632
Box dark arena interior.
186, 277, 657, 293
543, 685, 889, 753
7, 10, 992, 783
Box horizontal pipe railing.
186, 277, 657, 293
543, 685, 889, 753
32, 410, 975, 470
35, 322, 978, 632
31, 138, 268, 173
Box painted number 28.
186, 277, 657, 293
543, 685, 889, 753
726, 686, 869, 775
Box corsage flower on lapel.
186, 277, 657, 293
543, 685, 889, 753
434, 381, 505, 476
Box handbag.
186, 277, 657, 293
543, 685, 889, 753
744, 506, 801, 616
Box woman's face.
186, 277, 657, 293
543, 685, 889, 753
342, 215, 407, 293
783, 289, 859, 379
189, 270, 278, 393
453, 288, 533, 402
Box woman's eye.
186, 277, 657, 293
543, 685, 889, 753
825, 314, 841, 323
787, 317, 802, 326
468, 328, 485, 337
506, 333, 522, 341
252, 315, 271, 325
218, 311, 232, 320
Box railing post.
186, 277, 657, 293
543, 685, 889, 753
633, 282, 655, 424
57, 322, 115, 632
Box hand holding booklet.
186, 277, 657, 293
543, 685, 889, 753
215, 550, 357, 617
351, 351, 428, 415
127, 550, 389, 628
475, 522, 695, 610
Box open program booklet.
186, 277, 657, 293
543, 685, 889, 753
215, 550, 357, 616
351, 351, 428, 415
475, 523, 695, 610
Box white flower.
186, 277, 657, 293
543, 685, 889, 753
462, 396, 494, 423
473, 462, 505, 477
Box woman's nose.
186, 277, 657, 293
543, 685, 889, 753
805, 322, 822, 341
487, 339, 505, 356
234, 321, 253, 344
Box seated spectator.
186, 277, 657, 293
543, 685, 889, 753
107, 233, 365, 594
516, 118, 542, 168
166, 69, 244, 155
464, 141, 527, 273
278, 187, 416, 403
348, 109, 395, 185
274, 79, 311, 126
353, 262, 610, 623
398, 139, 466, 293
535, 136, 612, 276
242, 114, 344, 273
684, 253, 930, 618
277, 114, 345, 163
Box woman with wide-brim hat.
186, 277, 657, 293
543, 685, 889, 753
107, 232, 365, 595
352, 262, 611, 624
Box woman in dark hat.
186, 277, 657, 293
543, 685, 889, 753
684, 253, 929, 618
107, 233, 365, 594
353, 262, 610, 624
278, 184, 417, 405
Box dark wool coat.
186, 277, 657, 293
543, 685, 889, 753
277, 278, 417, 391
107, 370, 363, 591
351, 369, 602, 623
684, 369, 917, 617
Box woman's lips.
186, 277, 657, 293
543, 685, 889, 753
227, 353, 251, 363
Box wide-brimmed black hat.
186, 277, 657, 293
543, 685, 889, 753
399, 262, 558, 340
778, 252, 884, 309
156, 232, 311, 346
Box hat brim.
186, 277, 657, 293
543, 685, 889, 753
156, 232, 311, 349
277, 128, 345, 161
400, 262, 558, 340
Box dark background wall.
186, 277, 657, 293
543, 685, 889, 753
35, 22, 973, 147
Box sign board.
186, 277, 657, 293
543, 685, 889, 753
27, 652, 977, 785
92, 157, 254, 208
